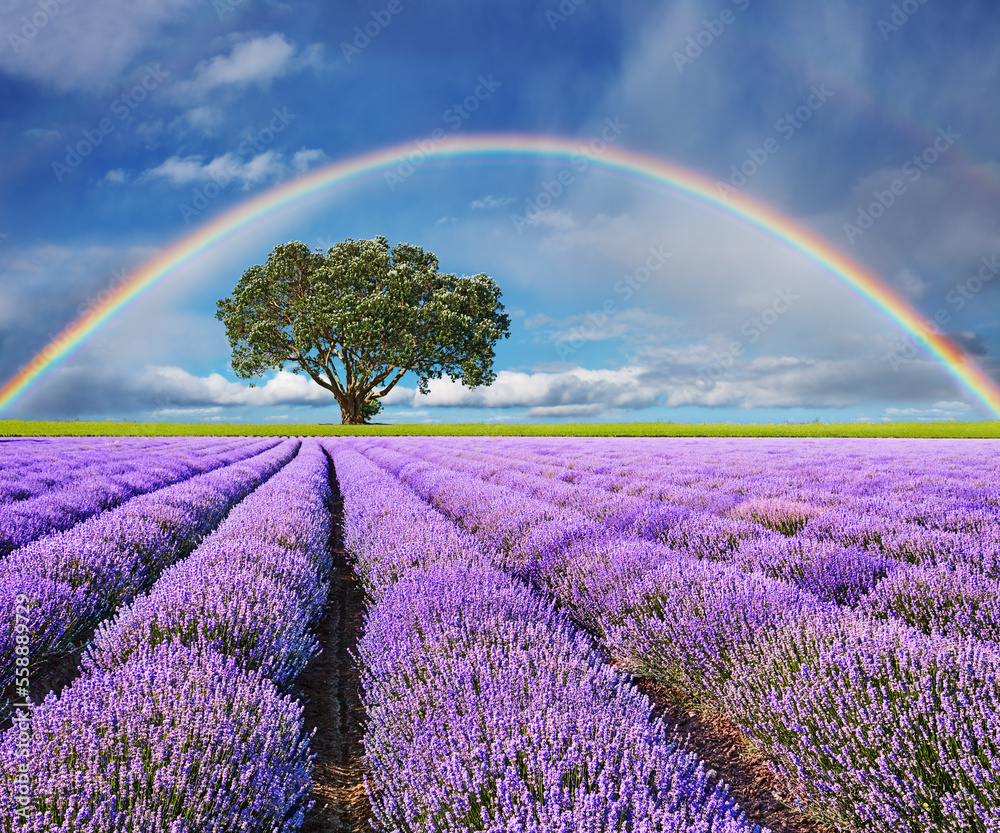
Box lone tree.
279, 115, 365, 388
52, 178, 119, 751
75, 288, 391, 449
215, 237, 510, 424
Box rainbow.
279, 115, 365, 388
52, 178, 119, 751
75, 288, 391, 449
2, 133, 999, 417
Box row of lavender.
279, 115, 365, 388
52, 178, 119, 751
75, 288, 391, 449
1, 439, 334, 831
0, 439, 298, 719
0, 437, 283, 557
485, 437, 1000, 556
0, 436, 233, 508
421, 436, 1000, 540
355, 438, 1000, 833
371, 437, 1000, 644
0, 438, 199, 499
327, 443, 761, 833
448, 436, 1000, 522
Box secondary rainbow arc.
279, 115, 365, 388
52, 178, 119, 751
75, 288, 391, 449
1, 133, 998, 418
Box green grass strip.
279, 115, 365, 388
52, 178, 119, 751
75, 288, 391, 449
2, 420, 999, 438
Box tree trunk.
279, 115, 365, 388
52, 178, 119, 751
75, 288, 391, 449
339, 394, 365, 425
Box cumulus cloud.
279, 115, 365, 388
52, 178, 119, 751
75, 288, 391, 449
657, 354, 970, 410
172, 35, 324, 98
116, 365, 664, 416
883, 401, 974, 422
138, 366, 333, 407
119, 338, 986, 419
470, 195, 515, 209
140, 148, 325, 188
518, 209, 576, 232
893, 268, 931, 299
14, 340, 989, 420
392, 367, 665, 414
522, 313, 554, 330
0, 0, 198, 92
155, 407, 224, 417
375, 351, 980, 415
291, 148, 327, 172
170, 106, 225, 135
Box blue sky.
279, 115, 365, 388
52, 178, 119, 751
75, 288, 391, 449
1, 0, 999, 425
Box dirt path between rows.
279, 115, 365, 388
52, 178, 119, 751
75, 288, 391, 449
1, 642, 87, 734
634, 679, 836, 833
296, 470, 371, 833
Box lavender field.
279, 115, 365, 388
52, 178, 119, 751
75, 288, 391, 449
2, 435, 999, 833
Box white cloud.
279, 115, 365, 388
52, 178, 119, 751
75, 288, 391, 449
521, 209, 576, 231
522, 313, 554, 329
189, 34, 294, 90
141, 153, 276, 185
394, 367, 665, 414
526, 404, 611, 418
171, 106, 225, 135
154, 407, 224, 416
136, 366, 663, 418
239, 151, 285, 183
470, 195, 515, 209
0, 0, 198, 92
893, 268, 931, 299
139, 367, 334, 407
173, 34, 323, 98
659, 354, 966, 410
378, 353, 961, 416
140, 148, 325, 188
133, 366, 415, 412
379, 385, 417, 406
882, 401, 973, 421
103, 169, 128, 184
291, 148, 327, 172
133, 120, 164, 148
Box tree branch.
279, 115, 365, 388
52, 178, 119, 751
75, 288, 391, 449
372, 365, 409, 398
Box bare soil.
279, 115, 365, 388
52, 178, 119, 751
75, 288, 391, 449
634, 678, 837, 833
1, 632, 92, 733
295, 474, 371, 833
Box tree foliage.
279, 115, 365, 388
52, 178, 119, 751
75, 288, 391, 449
215, 237, 510, 424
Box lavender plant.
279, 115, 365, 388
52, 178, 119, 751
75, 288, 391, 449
331, 445, 762, 832
723, 612, 1000, 832
0, 644, 313, 832
0, 439, 299, 710
0, 437, 281, 556
82, 440, 333, 692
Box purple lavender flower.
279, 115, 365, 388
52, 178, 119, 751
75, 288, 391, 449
0, 437, 282, 557
0, 643, 313, 832
330, 444, 762, 832
82, 440, 333, 692
724, 611, 1000, 832
0, 439, 299, 709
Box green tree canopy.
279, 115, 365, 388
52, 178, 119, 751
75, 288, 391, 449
215, 237, 510, 424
